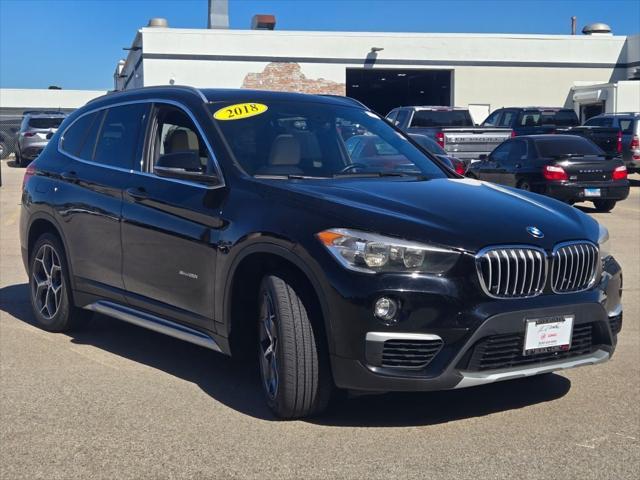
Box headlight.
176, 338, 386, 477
598, 223, 610, 259
316, 228, 460, 274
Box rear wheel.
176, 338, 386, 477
0, 140, 7, 159
593, 199, 617, 212
258, 274, 332, 419
29, 233, 89, 331
517, 180, 531, 191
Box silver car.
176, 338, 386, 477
15, 112, 66, 166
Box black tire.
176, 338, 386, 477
15, 148, 22, 167
593, 199, 617, 212
29, 233, 89, 332
517, 180, 531, 191
257, 274, 332, 419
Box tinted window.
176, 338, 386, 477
618, 119, 634, 134
483, 110, 501, 126
409, 134, 446, 155
211, 101, 446, 179
535, 137, 604, 157
395, 109, 409, 127
491, 142, 511, 163
518, 110, 579, 127
79, 110, 105, 160
61, 111, 101, 157
28, 117, 64, 129
584, 117, 604, 127
152, 104, 210, 174
94, 104, 148, 170
507, 140, 527, 163
498, 110, 516, 127
411, 110, 473, 128
386, 110, 398, 124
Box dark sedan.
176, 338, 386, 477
467, 135, 629, 212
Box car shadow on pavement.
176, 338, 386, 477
1, 282, 571, 427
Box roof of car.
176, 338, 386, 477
24, 111, 66, 118
591, 112, 640, 117
517, 134, 586, 141
87, 86, 367, 110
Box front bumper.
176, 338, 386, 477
327, 255, 622, 393
539, 181, 629, 202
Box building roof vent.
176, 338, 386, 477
251, 14, 276, 30
148, 17, 169, 28
582, 22, 612, 35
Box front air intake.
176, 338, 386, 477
381, 338, 444, 369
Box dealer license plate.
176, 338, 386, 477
584, 188, 601, 197
523, 315, 574, 356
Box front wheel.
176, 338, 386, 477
593, 199, 617, 212
258, 274, 332, 419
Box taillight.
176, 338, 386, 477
612, 165, 627, 181
542, 165, 568, 181
616, 130, 623, 153
510, 130, 517, 138
23, 132, 37, 137
22, 164, 36, 190
435, 131, 445, 148
454, 161, 466, 175
630, 135, 640, 159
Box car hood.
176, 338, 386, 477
264, 177, 599, 252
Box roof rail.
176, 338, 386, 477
22, 110, 66, 115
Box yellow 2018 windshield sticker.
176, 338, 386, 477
213, 103, 268, 121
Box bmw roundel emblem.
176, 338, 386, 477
526, 226, 544, 239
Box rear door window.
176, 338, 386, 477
93, 104, 149, 170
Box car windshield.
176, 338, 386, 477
410, 110, 473, 128
535, 137, 605, 157
518, 110, 579, 127
209, 100, 447, 179
27, 117, 64, 129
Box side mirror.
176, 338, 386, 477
154, 151, 218, 184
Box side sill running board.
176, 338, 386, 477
84, 300, 222, 353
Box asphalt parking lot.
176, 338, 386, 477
1, 157, 638, 480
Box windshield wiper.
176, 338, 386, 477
254, 174, 329, 180
333, 171, 427, 179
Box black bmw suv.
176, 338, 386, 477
20, 87, 623, 418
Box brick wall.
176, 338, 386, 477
242, 62, 345, 95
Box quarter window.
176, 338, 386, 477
61, 111, 101, 157
93, 104, 149, 170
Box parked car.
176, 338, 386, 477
409, 133, 467, 174
387, 106, 512, 163
483, 107, 579, 136
15, 111, 66, 166
21, 87, 623, 419
569, 113, 640, 173
467, 135, 629, 211
0, 117, 22, 159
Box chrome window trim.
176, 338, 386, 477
57, 97, 226, 190
550, 240, 600, 294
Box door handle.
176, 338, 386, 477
60, 171, 78, 183
126, 187, 148, 201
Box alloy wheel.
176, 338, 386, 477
259, 292, 279, 399
31, 244, 63, 320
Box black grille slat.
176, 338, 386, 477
477, 247, 547, 299
380, 338, 443, 369
464, 325, 595, 371
552, 243, 598, 293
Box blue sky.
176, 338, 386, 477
1, 0, 638, 90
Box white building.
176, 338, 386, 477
116, 18, 640, 123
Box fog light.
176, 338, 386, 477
374, 297, 399, 323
